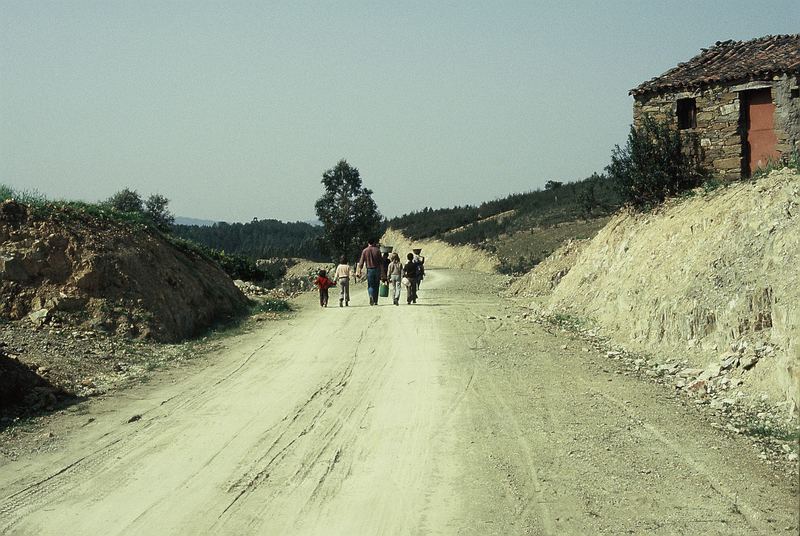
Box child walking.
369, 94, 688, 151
386, 253, 403, 306
314, 269, 336, 307
334, 256, 352, 307
403, 252, 419, 304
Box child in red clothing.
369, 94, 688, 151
314, 269, 336, 307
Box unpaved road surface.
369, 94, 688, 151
1, 270, 797, 535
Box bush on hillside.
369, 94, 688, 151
107, 188, 144, 213
106, 188, 175, 230
607, 115, 708, 210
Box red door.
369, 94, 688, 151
744, 88, 780, 175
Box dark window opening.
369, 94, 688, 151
677, 98, 697, 129
791, 87, 799, 99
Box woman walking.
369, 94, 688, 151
334, 256, 351, 307
403, 252, 419, 304
386, 253, 403, 306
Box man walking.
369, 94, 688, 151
356, 238, 383, 305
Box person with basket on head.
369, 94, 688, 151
403, 252, 419, 304
334, 256, 351, 307
413, 248, 425, 290
386, 252, 403, 306
356, 237, 382, 306
313, 269, 336, 308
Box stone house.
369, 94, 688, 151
630, 35, 800, 180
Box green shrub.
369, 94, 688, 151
702, 177, 723, 193
0, 184, 47, 206
253, 299, 292, 313
752, 149, 800, 179
607, 115, 708, 210
106, 188, 144, 213
788, 148, 800, 172
210, 250, 262, 281
0, 184, 14, 200
497, 255, 538, 275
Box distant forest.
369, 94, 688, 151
172, 219, 325, 260
386, 173, 621, 245
171, 173, 621, 264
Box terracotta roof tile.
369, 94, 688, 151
631, 34, 800, 97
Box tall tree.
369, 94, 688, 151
144, 194, 175, 229
314, 160, 382, 261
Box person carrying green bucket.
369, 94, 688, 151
378, 245, 393, 300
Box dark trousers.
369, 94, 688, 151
406, 278, 417, 303
319, 288, 329, 307
366, 267, 379, 304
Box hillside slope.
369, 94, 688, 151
0, 200, 248, 342
386, 174, 619, 273
515, 169, 799, 411
381, 229, 499, 273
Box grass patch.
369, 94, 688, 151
742, 422, 800, 443
253, 299, 292, 313
186, 298, 293, 342
702, 177, 724, 193
1, 183, 157, 229
751, 151, 799, 181
546, 312, 586, 330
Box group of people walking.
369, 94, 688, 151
313, 238, 425, 307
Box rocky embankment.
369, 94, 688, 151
511, 169, 799, 420
0, 200, 248, 342
0, 198, 252, 417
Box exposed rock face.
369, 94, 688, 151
506, 238, 589, 297
517, 169, 800, 412
0, 208, 249, 342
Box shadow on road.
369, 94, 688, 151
0, 355, 83, 432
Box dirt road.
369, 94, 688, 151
0, 270, 797, 535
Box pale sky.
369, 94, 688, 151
2, 1, 798, 222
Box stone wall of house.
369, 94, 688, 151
773, 74, 800, 158
633, 75, 800, 180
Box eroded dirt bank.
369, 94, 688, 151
0, 270, 796, 535
0, 200, 248, 343
513, 169, 800, 414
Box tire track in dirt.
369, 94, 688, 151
0, 327, 297, 535
1, 269, 796, 535
457, 310, 564, 534
211, 317, 386, 532
586, 385, 770, 535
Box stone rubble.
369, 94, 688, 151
525, 309, 799, 472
